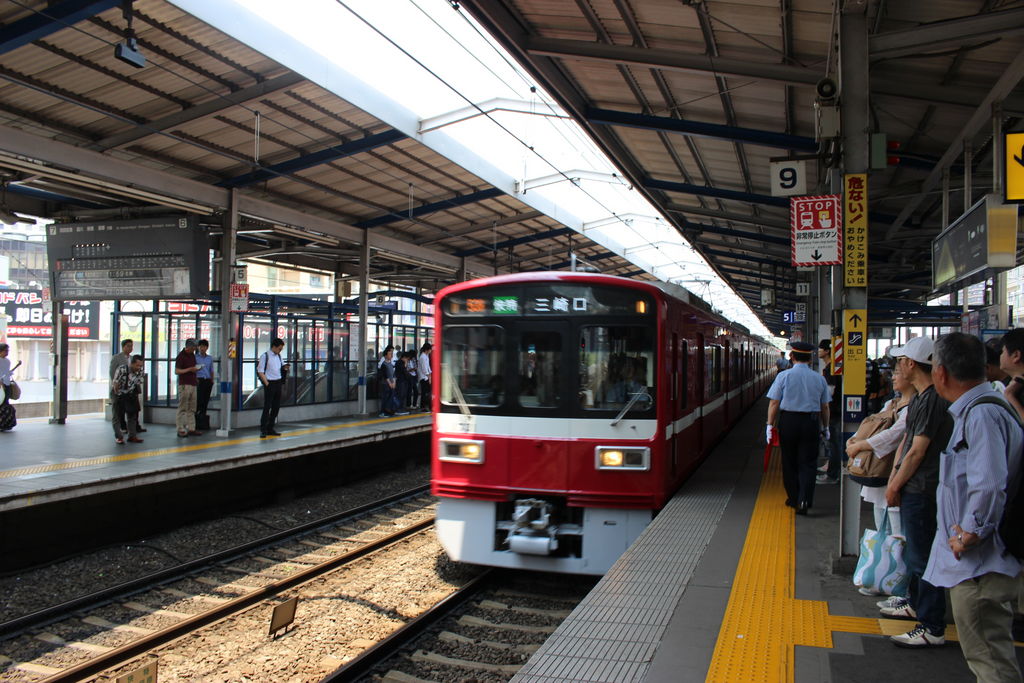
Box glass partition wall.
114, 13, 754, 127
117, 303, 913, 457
112, 294, 432, 412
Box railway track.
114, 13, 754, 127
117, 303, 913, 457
0, 488, 437, 682
328, 571, 597, 683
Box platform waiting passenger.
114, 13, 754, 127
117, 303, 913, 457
174, 338, 203, 438
257, 338, 286, 438
194, 339, 214, 431
112, 354, 145, 445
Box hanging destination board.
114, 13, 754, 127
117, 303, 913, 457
47, 215, 209, 301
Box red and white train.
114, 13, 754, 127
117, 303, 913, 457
430, 272, 775, 574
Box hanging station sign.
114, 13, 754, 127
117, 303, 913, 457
932, 194, 1018, 291
790, 195, 842, 266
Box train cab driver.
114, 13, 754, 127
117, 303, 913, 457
607, 357, 646, 405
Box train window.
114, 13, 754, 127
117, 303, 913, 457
518, 332, 561, 408
578, 326, 655, 413
711, 345, 723, 395
441, 325, 505, 407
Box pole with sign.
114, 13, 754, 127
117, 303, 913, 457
1006, 131, 1024, 203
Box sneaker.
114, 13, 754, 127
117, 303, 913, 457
127, 437, 144, 443
115, 438, 124, 444
267, 430, 282, 436
858, 587, 882, 596
876, 596, 908, 610
817, 463, 829, 473
816, 474, 839, 484
890, 624, 944, 648
881, 603, 918, 619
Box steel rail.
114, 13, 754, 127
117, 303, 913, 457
39, 516, 436, 683
0, 485, 430, 639
322, 570, 494, 682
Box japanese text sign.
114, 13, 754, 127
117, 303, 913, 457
791, 195, 842, 266
844, 174, 868, 287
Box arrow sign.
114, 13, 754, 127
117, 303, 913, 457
850, 313, 863, 326
811, 249, 822, 260
1006, 132, 1024, 202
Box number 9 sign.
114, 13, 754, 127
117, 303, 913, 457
769, 160, 807, 197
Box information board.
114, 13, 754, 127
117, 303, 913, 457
47, 215, 209, 301
932, 194, 1018, 291
843, 174, 868, 287
790, 195, 842, 266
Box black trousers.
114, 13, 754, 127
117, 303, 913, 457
779, 411, 820, 507
261, 379, 282, 434
196, 378, 213, 420
419, 378, 431, 410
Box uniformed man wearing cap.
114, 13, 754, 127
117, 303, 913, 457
766, 341, 831, 514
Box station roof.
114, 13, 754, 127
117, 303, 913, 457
0, 0, 649, 291
1, 0, 1022, 333
461, 0, 1024, 328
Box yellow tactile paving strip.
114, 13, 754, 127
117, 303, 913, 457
0, 413, 425, 480
703, 450, 1003, 682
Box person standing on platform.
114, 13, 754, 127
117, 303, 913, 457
174, 338, 203, 438
879, 335, 953, 648
194, 339, 214, 431
406, 349, 419, 408
257, 337, 286, 438
817, 338, 843, 485
766, 341, 831, 515
0, 343, 20, 432
923, 332, 1023, 674
775, 351, 791, 374
109, 338, 145, 435
378, 345, 397, 417
112, 355, 145, 444
1000, 329, 1024, 422
417, 342, 433, 412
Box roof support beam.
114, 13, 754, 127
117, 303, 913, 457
646, 177, 789, 208
0, 0, 119, 55
217, 128, 407, 188
90, 72, 306, 150
356, 187, 505, 229
702, 247, 790, 268
688, 223, 790, 246
0, 124, 497, 277
885, 47, 1024, 238
455, 227, 575, 257
869, 8, 1024, 60
527, 36, 821, 86
586, 107, 817, 152
665, 202, 790, 230
526, 36, 1022, 111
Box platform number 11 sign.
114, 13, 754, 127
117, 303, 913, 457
770, 160, 807, 197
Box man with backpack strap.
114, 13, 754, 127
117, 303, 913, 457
925, 333, 1023, 681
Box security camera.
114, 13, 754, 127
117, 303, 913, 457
816, 77, 838, 100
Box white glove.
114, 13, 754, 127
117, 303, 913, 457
822, 427, 831, 441
766, 424, 774, 444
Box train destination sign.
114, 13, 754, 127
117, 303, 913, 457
46, 215, 209, 301
445, 285, 653, 317
790, 195, 842, 267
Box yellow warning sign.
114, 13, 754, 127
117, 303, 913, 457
843, 309, 867, 397
1006, 132, 1024, 202
844, 174, 868, 286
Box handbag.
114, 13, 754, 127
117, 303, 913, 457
7, 381, 20, 401
853, 509, 909, 597
847, 401, 902, 487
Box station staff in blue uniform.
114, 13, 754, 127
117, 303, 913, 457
766, 341, 831, 514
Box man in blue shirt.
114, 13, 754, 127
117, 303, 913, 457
923, 333, 1022, 673
766, 341, 831, 515
194, 339, 215, 431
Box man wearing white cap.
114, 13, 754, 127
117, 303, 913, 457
878, 335, 954, 648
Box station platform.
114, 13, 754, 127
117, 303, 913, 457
512, 399, 1024, 682
0, 411, 430, 513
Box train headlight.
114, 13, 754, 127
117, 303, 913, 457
439, 438, 485, 464
595, 446, 650, 470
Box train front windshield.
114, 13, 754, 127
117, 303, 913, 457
440, 283, 656, 418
